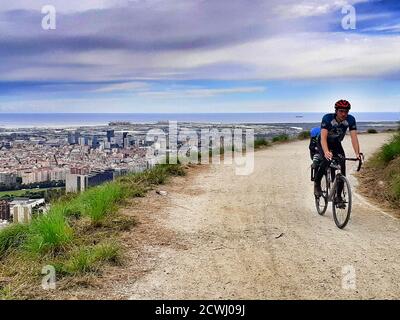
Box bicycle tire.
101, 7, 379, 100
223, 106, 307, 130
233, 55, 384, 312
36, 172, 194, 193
315, 173, 328, 215
332, 175, 352, 229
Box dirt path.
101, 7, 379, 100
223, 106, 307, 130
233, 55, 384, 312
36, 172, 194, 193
108, 133, 399, 300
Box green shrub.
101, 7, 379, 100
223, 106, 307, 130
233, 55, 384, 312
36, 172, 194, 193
59, 243, 120, 275
163, 164, 186, 177
378, 133, 400, 164
272, 134, 289, 143
0, 223, 30, 258
127, 186, 146, 198
77, 183, 126, 225
25, 211, 74, 255
254, 138, 270, 149
92, 242, 121, 263
367, 128, 378, 134
49, 201, 81, 219
297, 131, 310, 140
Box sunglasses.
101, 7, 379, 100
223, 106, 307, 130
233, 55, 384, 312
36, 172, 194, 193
337, 109, 349, 113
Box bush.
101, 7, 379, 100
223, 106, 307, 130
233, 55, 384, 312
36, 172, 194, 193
254, 138, 270, 149
58, 243, 121, 275
49, 201, 81, 219
25, 211, 74, 255
297, 131, 310, 140
0, 223, 29, 258
143, 168, 168, 185
378, 133, 400, 164
77, 183, 126, 225
367, 129, 378, 134
162, 164, 186, 177
272, 134, 289, 143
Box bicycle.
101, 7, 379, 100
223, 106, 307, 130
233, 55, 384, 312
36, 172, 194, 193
311, 153, 363, 229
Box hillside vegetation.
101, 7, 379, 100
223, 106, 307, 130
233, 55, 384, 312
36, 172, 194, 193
0, 164, 185, 299
359, 132, 400, 209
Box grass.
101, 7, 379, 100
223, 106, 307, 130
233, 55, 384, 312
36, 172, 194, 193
272, 134, 289, 143
57, 242, 121, 275
75, 183, 126, 225
0, 163, 186, 298
377, 133, 400, 165
254, 138, 270, 149
297, 131, 311, 140
391, 173, 400, 202
24, 210, 74, 256
358, 133, 400, 209
0, 285, 14, 300
0, 223, 30, 258
367, 128, 378, 134
0, 187, 64, 198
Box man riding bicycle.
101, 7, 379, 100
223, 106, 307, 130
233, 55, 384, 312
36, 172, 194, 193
314, 100, 362, 204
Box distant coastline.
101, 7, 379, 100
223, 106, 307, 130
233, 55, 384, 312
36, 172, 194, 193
0, 112, 398, 129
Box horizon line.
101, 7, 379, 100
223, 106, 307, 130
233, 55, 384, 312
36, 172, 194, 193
0, 111, 398, 114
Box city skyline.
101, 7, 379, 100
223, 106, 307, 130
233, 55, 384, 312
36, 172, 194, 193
0, 0, 399, 113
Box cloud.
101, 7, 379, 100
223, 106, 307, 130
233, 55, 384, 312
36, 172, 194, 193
0, 0, 399, 113
0, 0, 130, 13
93, 81, 150, 93
362, 23, 400, 33
137, 86, 266, 98
0, 0, 398, 84
273, 0, 368, 18
1, 32, 399, 83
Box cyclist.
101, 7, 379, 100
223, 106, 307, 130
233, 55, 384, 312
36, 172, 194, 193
314, 100, 362, 205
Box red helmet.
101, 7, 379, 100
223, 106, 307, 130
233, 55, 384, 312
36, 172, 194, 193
335, 99, 351, 110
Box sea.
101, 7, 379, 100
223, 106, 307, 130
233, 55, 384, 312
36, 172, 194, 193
0, 112, 398, 128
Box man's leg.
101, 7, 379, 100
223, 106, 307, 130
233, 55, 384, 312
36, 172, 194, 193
335, 145, 346, 199
314, 144, 328, 196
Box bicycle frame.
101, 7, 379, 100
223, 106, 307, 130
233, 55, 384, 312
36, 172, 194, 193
327, 169, 342, 202
323, 154, 363, 202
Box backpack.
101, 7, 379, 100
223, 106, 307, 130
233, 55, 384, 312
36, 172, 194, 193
309, 127, 321, 158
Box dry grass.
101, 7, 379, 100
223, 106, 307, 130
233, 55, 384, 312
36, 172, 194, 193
358, 155, 400, 211
0, 164, 186, 300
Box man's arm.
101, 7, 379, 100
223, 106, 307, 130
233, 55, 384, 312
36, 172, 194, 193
350, 130, 361, 158
321, 128, 332, 160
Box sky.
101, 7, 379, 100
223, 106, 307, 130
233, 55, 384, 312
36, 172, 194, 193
0, 0, 399, 113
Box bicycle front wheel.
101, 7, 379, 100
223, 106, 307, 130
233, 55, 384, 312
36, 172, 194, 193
332, 175, 352, 229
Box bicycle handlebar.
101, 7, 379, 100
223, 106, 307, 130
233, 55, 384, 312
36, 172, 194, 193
330, 153, 364, 172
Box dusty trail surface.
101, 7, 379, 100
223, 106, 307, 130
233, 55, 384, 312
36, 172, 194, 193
67, 133, 400, 300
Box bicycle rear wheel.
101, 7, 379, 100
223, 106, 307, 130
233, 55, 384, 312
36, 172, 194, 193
332, 175, 352, 229
315, 173, 328, 215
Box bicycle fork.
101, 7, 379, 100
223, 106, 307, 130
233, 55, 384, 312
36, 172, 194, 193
327, 173, 341, 202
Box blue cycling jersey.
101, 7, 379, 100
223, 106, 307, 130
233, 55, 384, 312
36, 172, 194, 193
320, 113, 357, 143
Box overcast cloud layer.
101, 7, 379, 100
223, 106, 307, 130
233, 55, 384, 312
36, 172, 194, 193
0, 0, 399, 112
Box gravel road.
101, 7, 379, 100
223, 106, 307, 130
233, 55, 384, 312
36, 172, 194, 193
114, 132, 399, 300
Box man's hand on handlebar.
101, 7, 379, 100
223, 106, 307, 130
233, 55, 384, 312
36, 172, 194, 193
324, 150, 333, 160
357, 152, 364, 162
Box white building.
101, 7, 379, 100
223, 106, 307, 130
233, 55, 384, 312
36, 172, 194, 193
10, 198, 45, 223
66, 173, 88, 193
